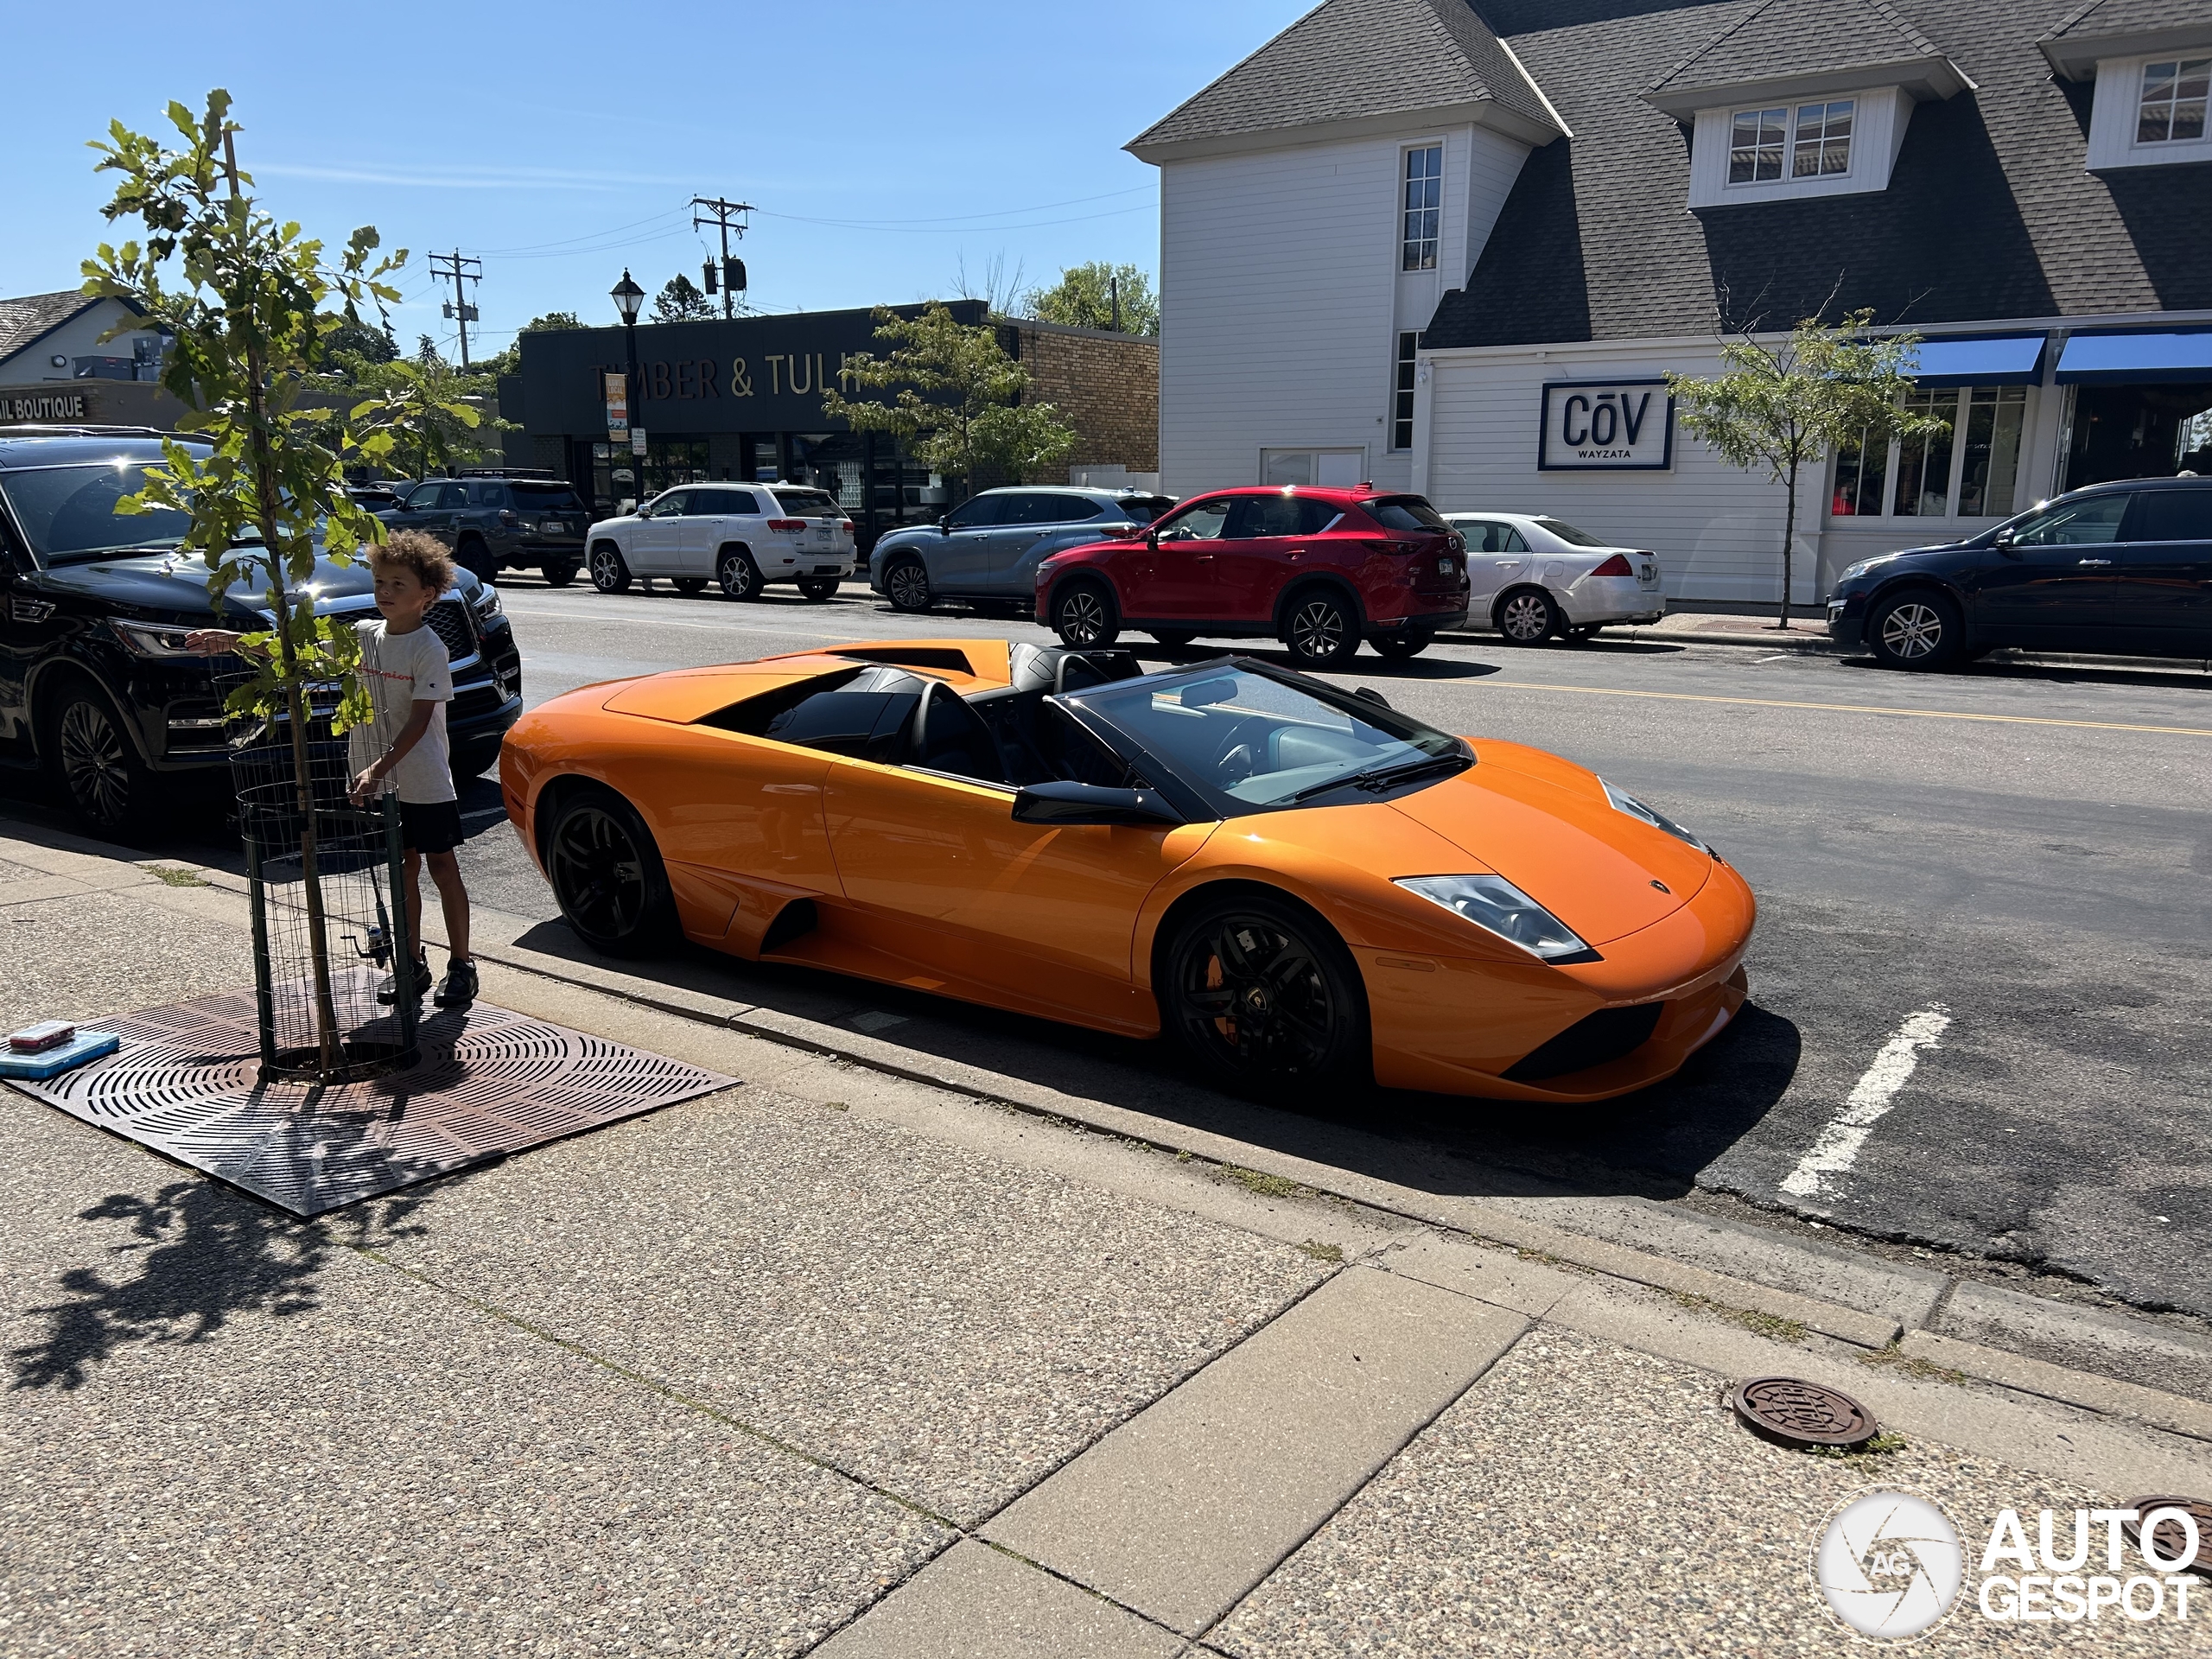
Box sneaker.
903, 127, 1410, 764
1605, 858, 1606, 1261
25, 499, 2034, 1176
434, 958, 480, 1009
378, 951, 431, 1005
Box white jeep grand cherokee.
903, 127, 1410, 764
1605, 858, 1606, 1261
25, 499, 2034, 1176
585, 482, 856, 601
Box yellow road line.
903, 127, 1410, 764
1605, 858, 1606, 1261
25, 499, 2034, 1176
1471, 680, 2212, 738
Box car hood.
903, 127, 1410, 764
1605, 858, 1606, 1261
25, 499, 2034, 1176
33, 546, 474, 623
1384, 742, 1714, 945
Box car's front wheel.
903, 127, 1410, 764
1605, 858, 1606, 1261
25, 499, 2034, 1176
1868, 588, 1964, 671
588, 543, 632, 594
41, 676, 154, 837
1164, 891, 1370, 1101
541, 560, 579, 587
1052, 580, 1119, 647
717, 547, 763, 601
451, 738, 504, 783
884, 556, 932, 613
544, 786, 678, 957
455, 535, 499, 587
1496, 588, 1559, 645
1282, 590, 1360, 669
798, 575, 840, 601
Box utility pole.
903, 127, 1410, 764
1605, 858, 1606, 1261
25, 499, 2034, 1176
690, 196, 753, 319
430, 250, 482, 366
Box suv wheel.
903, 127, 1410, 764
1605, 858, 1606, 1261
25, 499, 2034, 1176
884, 556, 932, 613
1496, 588, 1558, 645
1052, 581, 1119, 647
798, 575, 840, 601
1868, 588, 1963, 671
717, 547, 762, 601
589, 543, 632, 594
42, 677, 152, 836
455, 534, 498, 587
1371, 630, 1432, 660
1283, 590, 1359, 669
672, 577, 709, 595
541, 560, 579, 587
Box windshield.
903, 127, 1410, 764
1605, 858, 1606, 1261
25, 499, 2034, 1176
1533, 516, 1611, 548
1066, 664, 1466, 814
1, 463, 194, 562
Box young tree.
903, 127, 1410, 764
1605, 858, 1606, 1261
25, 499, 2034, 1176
1024, 262, 1159, 335
1666, 309, 1946, 626
83, 90, 410, 1071
822, 303, 1076, 486
652, 274, 715, 322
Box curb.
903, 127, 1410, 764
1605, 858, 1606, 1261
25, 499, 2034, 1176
1440, 625, 2212, 672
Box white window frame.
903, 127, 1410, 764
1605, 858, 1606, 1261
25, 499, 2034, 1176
1826, 385, 2033, 525
1727, 99, 1857, 187
2134, 55, 2209, 144
1260, 448, 1367, 488
1389, 332, 1418, 452
1400, 143, 1443, 272
2084, 53, 2212, 169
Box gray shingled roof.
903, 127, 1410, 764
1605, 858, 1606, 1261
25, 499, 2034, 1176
1128, 0, 1561, 151
1649, 0, 1950, 99
2043, 0, 2212, 40
1425, 0, 2212, 350
0, 290, 100, 369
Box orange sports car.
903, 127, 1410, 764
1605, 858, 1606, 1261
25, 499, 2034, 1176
500, 640, 1753, 1101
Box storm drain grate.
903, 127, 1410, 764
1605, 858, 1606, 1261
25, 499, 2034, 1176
2124, 1497, 2211, 1576
1730, 1376, 1879, 1448
6, 989, 733, 1217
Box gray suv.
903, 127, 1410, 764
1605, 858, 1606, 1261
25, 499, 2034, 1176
868, 486, 1173, 613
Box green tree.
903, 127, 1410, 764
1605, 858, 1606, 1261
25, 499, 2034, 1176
347, 346, 486, 480
1024, 262, 1158, 334
82, 90, 410, 1070
652, 273, 715, 322
1666, 309, 1946, 626
326, 315, 397, 361
822, 303, 1077, 486
474, 310, 586, 378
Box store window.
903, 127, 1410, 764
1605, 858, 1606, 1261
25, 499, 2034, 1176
641, 435, 710, 497
1262, 448, 1364, 487
2063, 382, 2212, 490
1732, 101, 1853, 183
2138, 59, 2209, 144
1390, 333, 1417, 450
1830, 386, 2027, 520
1402, 145, 1441, 271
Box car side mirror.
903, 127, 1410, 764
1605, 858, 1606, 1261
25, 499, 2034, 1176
1145, 527, 1160, 550
1012, 780, 1180, 827
1992, 526, 2018, 554
1353, 686, 1392, 709
938, 517, 953, 534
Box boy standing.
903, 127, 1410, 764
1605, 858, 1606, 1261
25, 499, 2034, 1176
190, 529, 477, 1007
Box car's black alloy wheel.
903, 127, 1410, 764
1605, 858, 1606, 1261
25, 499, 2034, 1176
546, 791, 676, 957
1052, 582, 1118, 647
1868, 589, 1963, 671
46, 683, 143, 833
589, 544, 632, 594
456, 537, 498, 586
717, 548, 762, 601
1284, 592, 1358, 668
1497, 588, 1558, 645
1372, 630, 1431, 660
673, 577, 709, 594
798, 576, 840, 601
542, 560, 579, 587
884, 556, 931, 613
1166, 893, 1367, 1098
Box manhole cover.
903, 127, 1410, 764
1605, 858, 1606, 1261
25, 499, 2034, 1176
2124, 1497, 2211, 1576
1731, 1376, 1879, 1447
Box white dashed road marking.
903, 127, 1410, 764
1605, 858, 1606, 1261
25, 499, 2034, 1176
1780, 1007, 1952, 1200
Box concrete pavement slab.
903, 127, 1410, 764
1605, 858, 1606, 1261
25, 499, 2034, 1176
811, 1541, 1182, 1659
1211, 1326, 2209, 1658
0, 885, 254, 1034
982, 1267, 1528, 1637
0, 1105, 949, 1659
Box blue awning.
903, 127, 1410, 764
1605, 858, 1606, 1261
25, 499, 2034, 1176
1908, 334, 2047, 386
2056, 330, 2212, 385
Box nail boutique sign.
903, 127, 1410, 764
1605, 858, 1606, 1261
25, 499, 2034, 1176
1538, 379, 1674, 471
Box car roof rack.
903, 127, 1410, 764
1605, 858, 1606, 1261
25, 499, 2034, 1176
453, 466, 562, 479
0, 423, 197, 441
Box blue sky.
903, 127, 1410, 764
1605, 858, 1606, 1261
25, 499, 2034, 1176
4, 1, 1312, 357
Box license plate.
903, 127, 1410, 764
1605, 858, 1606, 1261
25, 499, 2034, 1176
1438, 558, 1454, 575
1639, 564, 1656, 582
812, 527, 832, 543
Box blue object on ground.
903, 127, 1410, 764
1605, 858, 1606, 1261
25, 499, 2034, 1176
0, 1031, 120, 1080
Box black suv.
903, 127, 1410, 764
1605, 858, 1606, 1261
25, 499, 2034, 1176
378, 468, 588, 586
1827, 476, 2212, 670
0, 427, 524, 835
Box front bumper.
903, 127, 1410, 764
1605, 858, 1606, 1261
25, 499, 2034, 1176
1827, 592, 1867, 649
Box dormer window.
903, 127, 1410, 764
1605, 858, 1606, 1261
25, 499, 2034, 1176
2137, 60, 2209, 144
1727, 100, 1855, 185
1792, 100, 1855, 176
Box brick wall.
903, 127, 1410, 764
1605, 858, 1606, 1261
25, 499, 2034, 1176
1001, 320, 1159, 474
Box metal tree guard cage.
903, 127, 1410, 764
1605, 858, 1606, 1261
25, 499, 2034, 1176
224, 677, 420, 1085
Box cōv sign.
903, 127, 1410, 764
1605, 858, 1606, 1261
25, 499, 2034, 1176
1538, 379, 1673, 471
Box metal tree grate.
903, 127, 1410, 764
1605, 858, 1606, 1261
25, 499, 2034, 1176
7, 989, 733, 1217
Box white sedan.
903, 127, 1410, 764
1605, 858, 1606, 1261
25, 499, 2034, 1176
1441, 512, 1665, 645
586, 481, 857, 601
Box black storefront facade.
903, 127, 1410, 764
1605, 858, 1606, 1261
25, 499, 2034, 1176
499, 301, 990, 547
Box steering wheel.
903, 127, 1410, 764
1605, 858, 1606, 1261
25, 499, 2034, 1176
1208, 717, 1272, 787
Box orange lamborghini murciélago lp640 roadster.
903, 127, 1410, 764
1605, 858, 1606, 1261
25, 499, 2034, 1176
500, 640, 1754, 1102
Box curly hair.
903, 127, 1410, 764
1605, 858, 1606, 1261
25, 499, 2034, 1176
368, 528, 457, 596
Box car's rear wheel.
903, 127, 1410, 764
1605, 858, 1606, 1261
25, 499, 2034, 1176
1371, 630, 1432, 660
541, 560, 579, 587
455, 534, 499, 587
1165, 891, 1369, 1100
545, 787, 677, 957
1868, 588, 1964, 671
1052, 580, 1119, 647
1496, 588, 1559, 645
717, 547, 763, 601
41, 675, 154, 837
589, 543, 632, 594
451, 738, 503, 783
798, 575, 840, 601
1283, 590, 1359, 669
884, 556, 932, 613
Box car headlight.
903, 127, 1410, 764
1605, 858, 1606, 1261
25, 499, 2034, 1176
472, 585, 503, 618
1395, 874, 1592, 961
1600, 779, 1709, 855
108, 619, 204, 658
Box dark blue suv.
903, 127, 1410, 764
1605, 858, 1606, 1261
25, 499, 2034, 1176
1827, 477, 2212, 670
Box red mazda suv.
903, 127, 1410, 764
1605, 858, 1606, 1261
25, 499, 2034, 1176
1033, 486, 1471, 668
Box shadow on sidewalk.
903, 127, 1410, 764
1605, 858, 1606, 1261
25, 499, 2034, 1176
505, 918, 1802, 1214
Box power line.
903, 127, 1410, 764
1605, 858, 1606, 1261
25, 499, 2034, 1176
690, 195, 753, 320
429, 250, 482, 366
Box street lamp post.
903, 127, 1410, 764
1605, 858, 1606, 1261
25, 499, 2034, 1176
610, 269, 645, 506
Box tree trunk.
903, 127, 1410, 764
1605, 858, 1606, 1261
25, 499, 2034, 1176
1778, 461, 1798, 629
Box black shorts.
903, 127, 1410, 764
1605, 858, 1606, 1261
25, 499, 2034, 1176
398, 798, 465, 855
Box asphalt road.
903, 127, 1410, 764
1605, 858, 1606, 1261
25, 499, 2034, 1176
17, 571, 2212, 1317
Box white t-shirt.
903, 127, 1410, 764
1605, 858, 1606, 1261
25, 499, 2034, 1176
349, 618, 455, 804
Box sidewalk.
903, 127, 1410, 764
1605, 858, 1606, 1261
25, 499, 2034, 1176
3, 820, 2208, 1656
